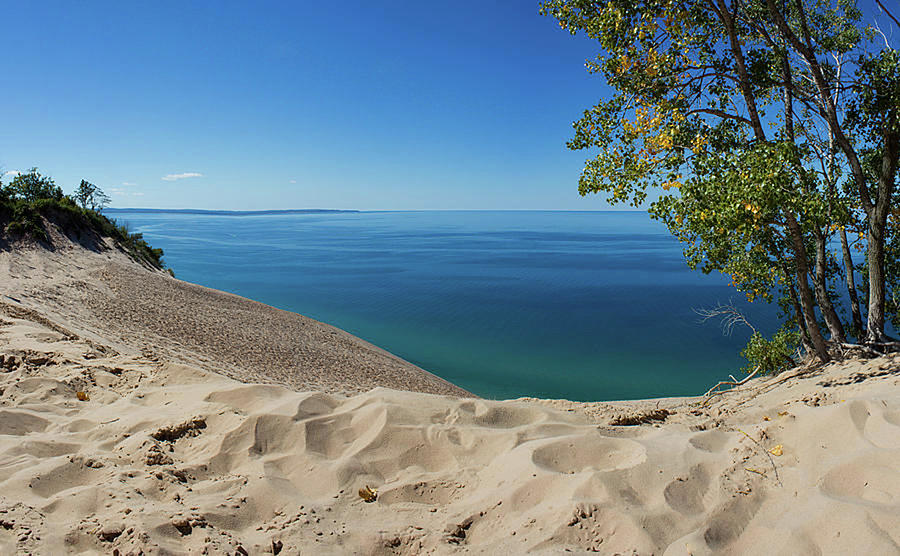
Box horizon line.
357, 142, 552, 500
105, 208, 649, 214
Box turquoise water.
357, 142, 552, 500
110, 210, 778, 401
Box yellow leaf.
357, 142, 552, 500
76, 391, 89, 402
359, 485, 378, 503
769, 445, 783, 457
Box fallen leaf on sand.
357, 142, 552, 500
762, 416, 770, 421
359, 485, 377, 503
769, 445, 783, 456
778, 411, 789, 416
76, 391, 90, 401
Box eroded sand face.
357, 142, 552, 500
0, 232, 469, 398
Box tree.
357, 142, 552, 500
74, 180, 111, 211
541, 0, 899, 362
841, 47, 900, 341
73, 180, 96, 209
4, 168, 63, 202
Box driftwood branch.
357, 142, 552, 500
703, 365, 760, 399
838, 343, 881, 358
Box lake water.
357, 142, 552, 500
109, 210, 778, 401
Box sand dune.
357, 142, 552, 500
2, 300, 899, 554
1, 235, 899, 554
0, 228, 468, 398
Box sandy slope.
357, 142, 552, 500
1, 234, 899, 555
0, 229, 468, 398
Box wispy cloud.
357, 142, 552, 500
110, 187, 144, 197
289, 179, 297, 184
121, 181, 137, 186
3, 170, 20, 178
162, 172, 203, 181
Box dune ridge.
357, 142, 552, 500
0, 231, 899, 554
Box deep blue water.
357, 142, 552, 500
110, 210, 779, 401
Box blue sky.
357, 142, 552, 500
0, 1, 621, 210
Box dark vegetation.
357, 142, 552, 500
609, 408, 671, 426
0, 168, 165, 269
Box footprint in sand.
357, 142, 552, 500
445, 400, 546, 428
377, 480, 460, 506
531, 434, 646, 474
0, 410, 50, 436
819, 455, 900, 507
853, 399, 900, 450
663, 464, 710, 515
688, 429, 731, 453
702, 493, 764, 550
3, 440, 79, 459
28, 459, 103, 498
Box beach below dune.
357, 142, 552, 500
0, 236, 899, 554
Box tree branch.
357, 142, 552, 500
685, 108, 753, 125
875, 0, 900, 32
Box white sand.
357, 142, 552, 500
1, 229, 898, 555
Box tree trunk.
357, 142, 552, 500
839, 228, 864, 336
865, 216, 891, 343
813, 228, 846, 342
784, 213, 830, 361
714, 0, 767, 141
865, 132, 898, 343
773, 32, 832, 352
786, 267, 813, 353
773, 241, 813, 352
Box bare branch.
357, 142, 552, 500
703, 366, 760, 398
872, 21, 893, 50
695, 301, 758, 336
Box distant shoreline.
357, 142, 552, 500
104, 208, 360, 216
105, 208, 647, 215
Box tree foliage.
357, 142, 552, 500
741, 327, 800, 375
542, 0, 900, 367
6, 168, 63, 203
74, 179, 111, 211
